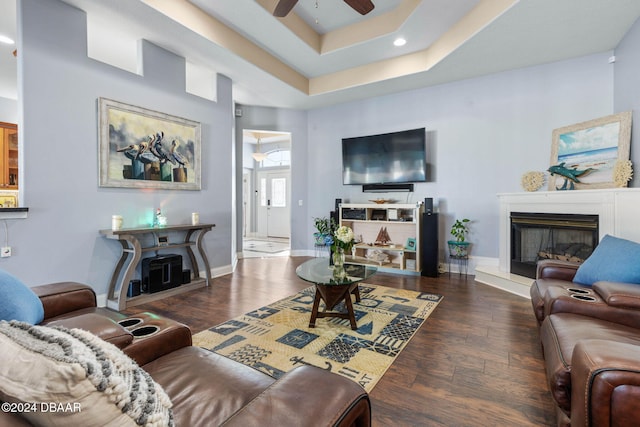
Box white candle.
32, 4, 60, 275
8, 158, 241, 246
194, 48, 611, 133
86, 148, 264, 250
112, 215, 123, 230
191, 212, 200, 225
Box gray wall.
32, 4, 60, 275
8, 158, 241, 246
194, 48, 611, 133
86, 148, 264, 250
2, 0, 233, 295
305, 53, 614, 260
614, 17, 640, 187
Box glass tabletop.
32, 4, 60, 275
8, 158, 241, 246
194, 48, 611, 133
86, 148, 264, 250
296, 257, 377, 285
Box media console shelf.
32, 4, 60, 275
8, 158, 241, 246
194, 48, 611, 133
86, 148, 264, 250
339, 203, 423, 274
100, 224, 214, 310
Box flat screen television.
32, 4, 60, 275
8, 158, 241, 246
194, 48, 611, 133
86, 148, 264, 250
342, 127, 427, 185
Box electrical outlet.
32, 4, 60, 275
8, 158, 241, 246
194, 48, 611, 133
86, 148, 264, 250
1, 247, 11, 258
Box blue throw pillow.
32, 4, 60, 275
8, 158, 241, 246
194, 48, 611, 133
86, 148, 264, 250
573, 235, 640, 286
0, 270, 44, 324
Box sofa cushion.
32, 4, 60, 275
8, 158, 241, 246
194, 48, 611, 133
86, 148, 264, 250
0, 269, 44, 324
0, 320, 173, 427
573, 235, 640, 286
143, 346, 275, 426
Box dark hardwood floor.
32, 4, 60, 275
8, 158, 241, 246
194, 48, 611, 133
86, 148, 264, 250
125, 256, 556, 426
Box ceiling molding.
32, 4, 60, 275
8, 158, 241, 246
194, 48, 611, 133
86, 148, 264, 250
320, 0, 420, 54
256, 0, 321, 52
141, 0, 309, 93
257, 0, 421, 55
309, 0, 518, 95
142, 0, 513, 97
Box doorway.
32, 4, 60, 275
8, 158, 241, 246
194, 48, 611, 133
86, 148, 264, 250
241, 130, 291, 258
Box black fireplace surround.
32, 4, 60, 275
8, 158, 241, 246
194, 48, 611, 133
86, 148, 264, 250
510, 212, 599, 279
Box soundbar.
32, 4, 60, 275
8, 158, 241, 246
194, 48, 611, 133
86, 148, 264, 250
362, 183, 414, 193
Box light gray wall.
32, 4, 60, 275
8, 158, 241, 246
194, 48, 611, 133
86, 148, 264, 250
614, 17, 640, 187
0, 97, 17, 123
306, 53, 614, 260
2, 0, 233, 294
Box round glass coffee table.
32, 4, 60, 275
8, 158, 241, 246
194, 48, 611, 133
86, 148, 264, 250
296, 258, 377, 330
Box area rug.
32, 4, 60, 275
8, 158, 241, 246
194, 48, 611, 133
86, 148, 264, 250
192, 283, 442, 392
243, 239, 289, 254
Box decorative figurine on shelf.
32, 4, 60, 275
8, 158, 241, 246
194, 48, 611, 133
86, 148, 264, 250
153, 208, 167, 227
331, 225, 355, 268
613, 159, 633, 187
374, 227, 391, 245
366, 250, 390, 265
521, 171, 545, 192
547, 162, 594, 191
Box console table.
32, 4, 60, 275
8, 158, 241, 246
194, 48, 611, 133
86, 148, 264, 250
100, 224, 214, 310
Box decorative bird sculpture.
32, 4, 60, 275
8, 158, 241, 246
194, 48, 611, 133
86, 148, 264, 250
548, 162, 594, 190
170, 140, 188, 167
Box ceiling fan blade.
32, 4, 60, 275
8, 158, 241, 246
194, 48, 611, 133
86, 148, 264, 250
273, 0, 299, 17
344, 0, 375, 15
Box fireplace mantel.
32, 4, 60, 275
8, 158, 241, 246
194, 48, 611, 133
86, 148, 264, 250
476, 188, 640, 298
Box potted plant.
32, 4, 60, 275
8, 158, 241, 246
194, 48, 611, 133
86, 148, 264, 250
448, 218, 471, 257
313, 216, 335, 246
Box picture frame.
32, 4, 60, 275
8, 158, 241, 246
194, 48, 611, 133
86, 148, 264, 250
405, 237, 416, 251
549, 111, 632, 190
98, 97, 201, 190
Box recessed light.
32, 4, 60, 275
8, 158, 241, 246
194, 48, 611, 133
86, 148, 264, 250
393, 38, 406, 47
0, 35, 15, 45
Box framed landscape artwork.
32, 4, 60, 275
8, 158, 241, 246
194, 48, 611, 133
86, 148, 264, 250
98, 98, 201, 190
549, 111, 631, 190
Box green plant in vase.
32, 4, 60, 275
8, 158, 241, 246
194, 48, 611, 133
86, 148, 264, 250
313, 216, 335, 246
448, 218, 471, 257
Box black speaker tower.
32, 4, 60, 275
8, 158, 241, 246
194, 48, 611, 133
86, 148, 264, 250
424, 197, 433, 214
421, 212, 439, 277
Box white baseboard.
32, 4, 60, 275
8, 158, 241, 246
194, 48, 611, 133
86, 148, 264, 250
475, 264, 533, 299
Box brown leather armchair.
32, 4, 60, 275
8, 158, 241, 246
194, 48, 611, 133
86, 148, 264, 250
1, 281, 371, 427
530, 260, 640, 427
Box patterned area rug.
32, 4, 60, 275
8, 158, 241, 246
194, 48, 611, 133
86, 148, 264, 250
192, 283, 442, 392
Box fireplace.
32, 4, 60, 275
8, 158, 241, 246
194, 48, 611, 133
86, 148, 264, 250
510, 212, 599, 279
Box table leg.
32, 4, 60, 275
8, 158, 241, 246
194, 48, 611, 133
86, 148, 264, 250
343, 291, 358, 330
309, 288, 321, 328
352, 284, 361, 302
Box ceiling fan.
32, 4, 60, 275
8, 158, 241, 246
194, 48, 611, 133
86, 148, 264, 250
273, 0, 375, 18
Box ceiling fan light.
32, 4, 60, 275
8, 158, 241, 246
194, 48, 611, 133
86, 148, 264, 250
393, 38, 406, 47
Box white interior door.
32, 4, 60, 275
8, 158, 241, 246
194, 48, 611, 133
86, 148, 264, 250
257, 170, 290, 238
242, 171, 251, 237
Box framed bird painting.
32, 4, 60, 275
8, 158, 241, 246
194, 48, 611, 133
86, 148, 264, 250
548, 111, 632, 191
98, 97, 201, 190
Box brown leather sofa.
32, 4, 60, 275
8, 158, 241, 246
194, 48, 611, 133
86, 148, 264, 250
530, 260, 640, 427
1, 282, 371, 427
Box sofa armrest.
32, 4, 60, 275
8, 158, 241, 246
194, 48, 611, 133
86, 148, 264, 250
571, 339, 640, 427
593, 281, 640, 310
222, 365, 371, 427
45, 313, 134, 349
536, 259, 580, 281
124, 313, 192, 366
32, 282, 97, 321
